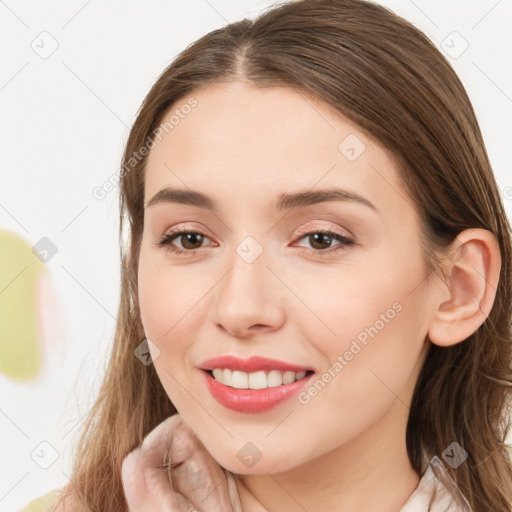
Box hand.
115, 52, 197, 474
121, 413, 243, 512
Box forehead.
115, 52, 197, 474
143, 82, 411, 217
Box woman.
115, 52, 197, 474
28, 0, 512, 510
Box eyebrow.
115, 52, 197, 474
145, 187, 379, 213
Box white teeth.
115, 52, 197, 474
210, 368, 309, 388
249, 371, 267, 389
223, 368, 232, 386
231, 370, 249, 389
267, 370, 283, 387
282, 371, 296, 384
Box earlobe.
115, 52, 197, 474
428, 228, 501, 347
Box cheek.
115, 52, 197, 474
137, 260, 196, 407
289, 256, 415, 352
138, 274, 171, 341
137, 252, 199, 342
296, 252, 428, 402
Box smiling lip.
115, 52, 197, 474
201, 369, 314, 413
198, 355, 315, 413
198, 355, 314, 373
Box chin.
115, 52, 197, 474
203, 441, 303, 476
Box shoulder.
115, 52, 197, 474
17, 489, 81, 512
48, 491, 82, 512
17, 489, 60, 512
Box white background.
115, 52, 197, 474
1, 1, 511, 510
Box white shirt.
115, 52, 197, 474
399, 456, 472, 512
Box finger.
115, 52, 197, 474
135, 413, 241, 510
165, 417, 241, 511
121, 441, 195, 512
226, 470, 244, 512
123, 413, 242, 511
125, 414, 187, 511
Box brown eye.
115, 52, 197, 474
155, 229, 211, 254
175, 232, 206, 250
154, 228, 356, 257
305, 232, 337, 250
295, 230, 355, 256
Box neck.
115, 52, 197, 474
233, 399, 420, 512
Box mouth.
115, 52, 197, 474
201, 368, 315, 413
203, 368, 315, 389
198, 354, 315, 374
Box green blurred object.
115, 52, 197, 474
16, 489, 60, 512
0, 230, 46, 380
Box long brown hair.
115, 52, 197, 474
57, 1, 512, 510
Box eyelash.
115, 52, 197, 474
154, 227, 356, 257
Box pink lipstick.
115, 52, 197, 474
199, 355, 315, 413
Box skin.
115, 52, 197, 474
136, 81, 501, 512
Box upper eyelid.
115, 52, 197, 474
294, 223, 353, 239
163, 225, 351, 239
161, 225, 355, 246
161, 218, 353, 236
156, 230, 354, 256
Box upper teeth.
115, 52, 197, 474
211, 368, 307, 389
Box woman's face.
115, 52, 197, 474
138, 81, 436, 474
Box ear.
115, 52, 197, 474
428, 228, 501, 347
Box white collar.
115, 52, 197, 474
399, 456, 472, 512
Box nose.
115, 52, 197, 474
210, 247, 286, 339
